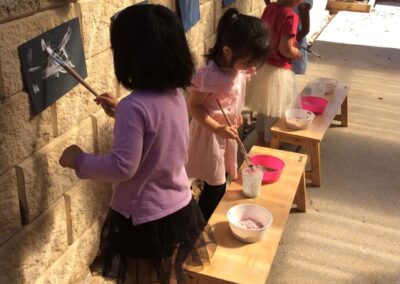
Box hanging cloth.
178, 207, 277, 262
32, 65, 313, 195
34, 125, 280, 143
178, 0, 200, 32
223, 0, 236, 6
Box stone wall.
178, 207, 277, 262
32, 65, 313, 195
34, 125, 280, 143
0, 0, 330, 281
0, 0, 268, 282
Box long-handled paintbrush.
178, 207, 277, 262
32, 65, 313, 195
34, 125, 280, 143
215, 98, 253, 169
296, 43, 324, 59
44, 45, 99, 97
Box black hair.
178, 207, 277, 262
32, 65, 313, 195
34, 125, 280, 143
110, 4, 194, 91
207, 8, 270, 68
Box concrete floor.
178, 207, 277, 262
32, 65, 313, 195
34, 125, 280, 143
90, 3, 400, 284
262, 3, 400, 284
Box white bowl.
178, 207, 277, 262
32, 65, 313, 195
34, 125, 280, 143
317, 77, 338, 94
285, 108, 315, 130
227, 204, 273, 243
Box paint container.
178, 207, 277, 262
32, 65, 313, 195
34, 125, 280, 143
242, 166, 263, 198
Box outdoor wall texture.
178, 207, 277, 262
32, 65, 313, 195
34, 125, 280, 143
0, 0, 267, 282
0, 0, 330, 282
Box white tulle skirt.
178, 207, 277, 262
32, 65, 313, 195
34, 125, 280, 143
245, 63, 299, 118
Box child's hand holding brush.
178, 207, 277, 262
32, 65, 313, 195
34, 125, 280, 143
94, 92, 118, 118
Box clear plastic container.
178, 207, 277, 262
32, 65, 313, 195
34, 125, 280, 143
310, 80, 326, 97
242, 166, 263, 198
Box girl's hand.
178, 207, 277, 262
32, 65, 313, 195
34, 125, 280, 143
294, 48, 303, 60
215, 125, 238, 139
59, 145, 83, 169
94, 93, 117, 118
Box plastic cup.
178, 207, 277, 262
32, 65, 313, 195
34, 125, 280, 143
242, 166, 263, 198
310, 80, 326, 97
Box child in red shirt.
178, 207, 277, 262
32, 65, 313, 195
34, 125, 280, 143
246, 0, 302, 146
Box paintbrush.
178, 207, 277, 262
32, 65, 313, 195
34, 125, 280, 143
296, 43, 324, 59
215, 98, 254, 169
44, 45, 99, 97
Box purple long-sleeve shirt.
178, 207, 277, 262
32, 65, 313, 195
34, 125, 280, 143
75, 89, 192, 225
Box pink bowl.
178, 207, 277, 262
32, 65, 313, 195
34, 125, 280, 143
301, 96, 328, 115
251, 155, 285, 184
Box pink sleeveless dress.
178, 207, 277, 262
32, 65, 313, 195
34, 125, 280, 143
186, 61, 249, 185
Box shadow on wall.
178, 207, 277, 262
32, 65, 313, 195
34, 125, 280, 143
6, 108, 65, 282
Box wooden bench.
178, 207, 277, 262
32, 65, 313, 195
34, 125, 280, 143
270, 84, 350, 187
327, 0, 376, 13
185, 146, 307, 284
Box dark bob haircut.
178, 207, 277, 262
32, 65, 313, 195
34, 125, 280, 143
110, 4, 194, 91
207, 8, 270, 68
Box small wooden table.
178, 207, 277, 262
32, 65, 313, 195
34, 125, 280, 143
185, 146, 307, 284
270, 85, 350, 187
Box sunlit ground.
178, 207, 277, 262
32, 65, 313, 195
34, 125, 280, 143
267, 2, 400, 284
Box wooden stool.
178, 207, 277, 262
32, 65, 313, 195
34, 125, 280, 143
185, 146, 307, 284
270, 85, 350, 187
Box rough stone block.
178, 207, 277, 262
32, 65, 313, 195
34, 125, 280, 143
0, 92, 54, 174
0, 3, 80, 98
0, 200, 68, 283
185, 17, 203, 49
215, 1, 226, 32
65, 180, 111, 242
252, 0, 266, 11
79, 0, 132, 58
235, 0, 252, 14
204, 35, 216, 57
39, 0, 77, 10
35, 216, 105, 284
91, 109, 114, 154
0, 0, 39, 24
149, 0, 175, 10
201, 0, 215, 38
117, 84, 131, 99
191, 43, 205, 69
55, 50, 116, 136
16, 118, 94, 223
0, 169, 21, 245
248, 8, 262, 17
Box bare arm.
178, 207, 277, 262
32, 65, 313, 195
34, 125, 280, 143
279, 34, 302, 59
296, 3, 311, 42
187, 90, 237, 139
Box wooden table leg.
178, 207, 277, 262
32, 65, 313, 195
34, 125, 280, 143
310, 141, 321, 187
341, 96, 348, 127
270, 134, 280, 149
295, 171, 307, 212
184, 275, 199, 284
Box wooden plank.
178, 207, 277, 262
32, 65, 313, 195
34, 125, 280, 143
271, 85, 350, 142
185, 146, 307, 284
327, 0, 376, 13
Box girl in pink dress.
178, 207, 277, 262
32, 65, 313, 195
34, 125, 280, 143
186, 8, 270, 221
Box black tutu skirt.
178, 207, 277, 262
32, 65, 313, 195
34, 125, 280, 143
90, 198, 216, 284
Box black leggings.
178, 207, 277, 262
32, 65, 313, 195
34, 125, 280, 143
197, 181, 226, 221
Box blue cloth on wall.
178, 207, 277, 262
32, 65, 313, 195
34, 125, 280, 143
223, 0, 236, 6
178, 0, 200, 32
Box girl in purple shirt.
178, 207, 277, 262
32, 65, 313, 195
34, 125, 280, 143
59, 4, 213, 283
